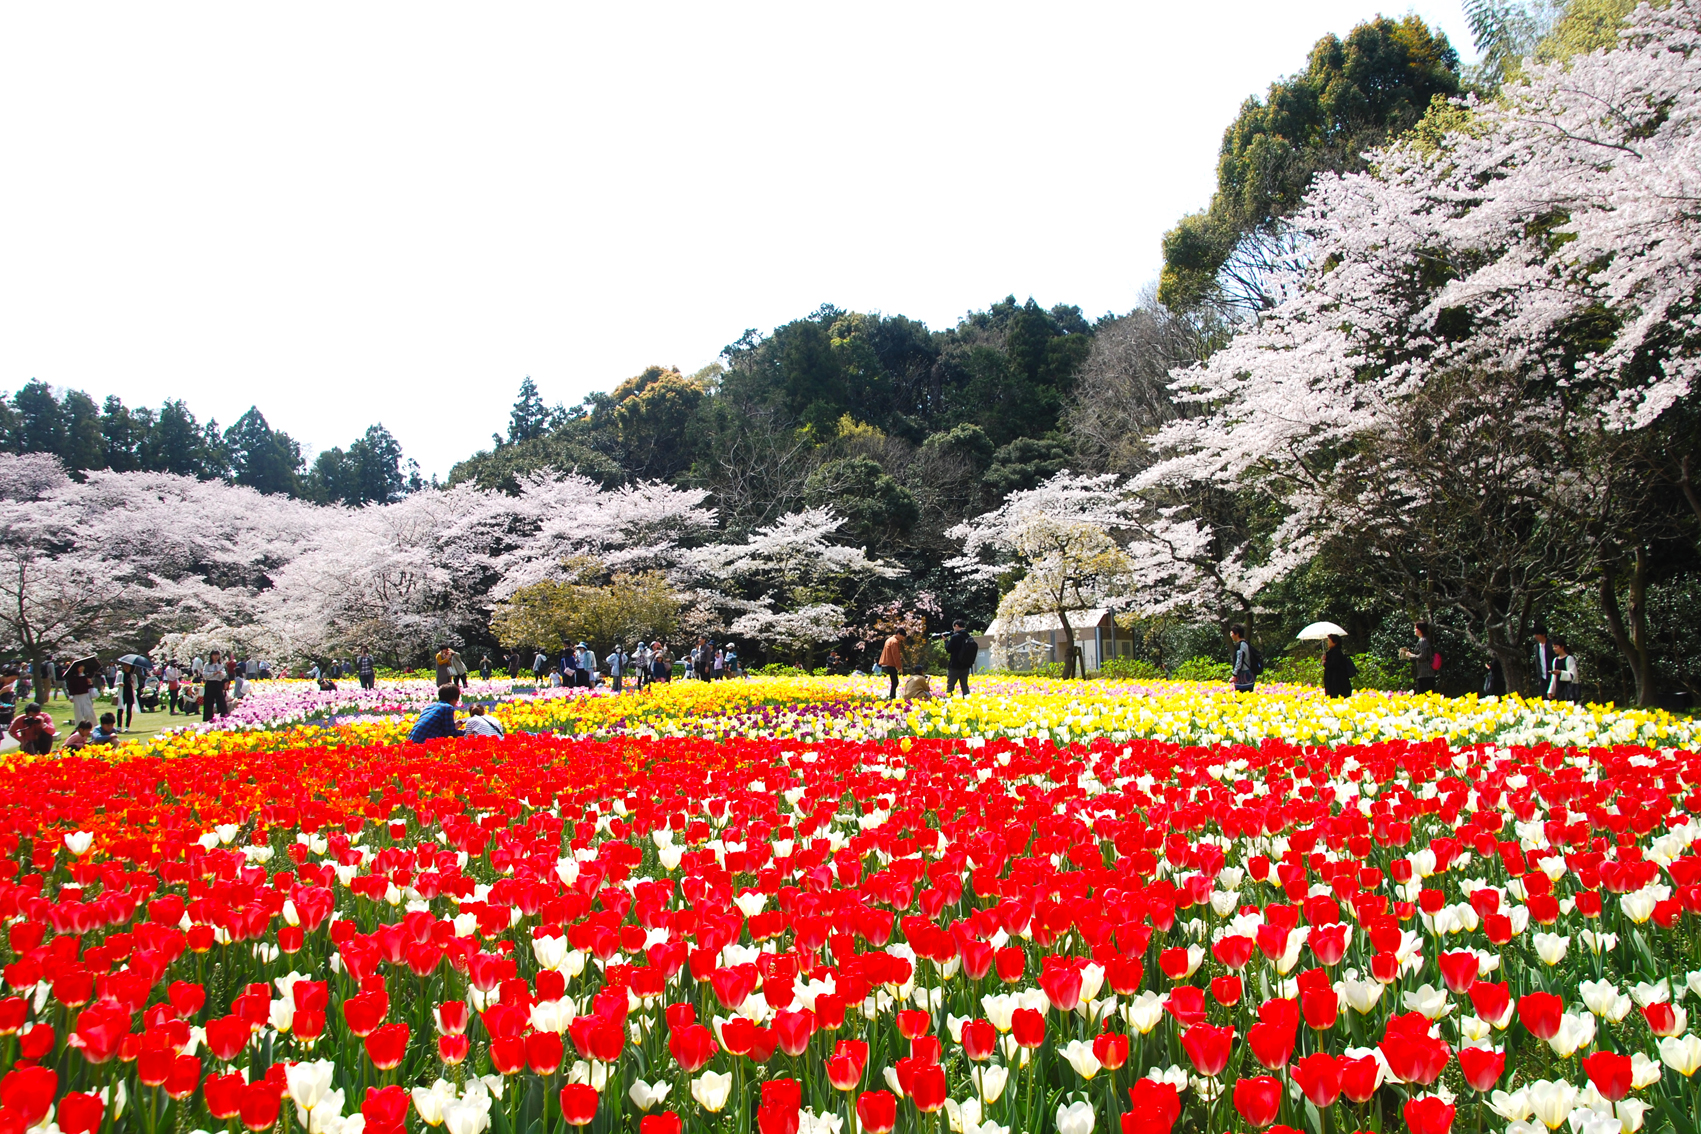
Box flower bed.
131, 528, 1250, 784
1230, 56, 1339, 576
4, 731, 1701, 1134
124, 675, 1701, 758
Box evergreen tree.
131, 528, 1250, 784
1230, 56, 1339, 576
224, 408, 305, 496
508, 377, 556, 444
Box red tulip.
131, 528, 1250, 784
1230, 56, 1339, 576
1644, 1003, 1683, 1036
994, 947, 1024, 983
1583, 1051, 1634, 1101
343, 993, 387, 1038
1468, 981, 1511, 1026
669, 1023, 717, 1072
1093, 1031, 1129, 1070
365, 1022, 410, 1070
55, 1092, 103, 1134
1233, 1076, 1283, 1128
525, 1030, 564, 1075
1038, 964, 1083, 1012
69, 1003, 131, 1064
1122, 1078, 1180, 1134
435, 1000, 469, 1035
1166, 985, 1207, 1025
1457, 1046, 1505, 1092
1339, 1054, 1383, 1103
205, 1014, 250, 1062
856, 1091, 897, 1134
640, 1115, 682, 1134
1290, 1053, 1341, 1107
1517, 992, 1563, 1040
1300, 987, 1337, 1030
1403, 1096, 1455, 1134
164, 1054, 202, 1100
1247, 1020, 1296, 1070
961, 1018, 997, 1061
1210, 975, 1242, 1006
17, 1024, 54, 1061
909, 1063, 947, 1113
439, 1034, 470, 1064
204, 1072, 246, 1119
0, 1066, 58, 1127
560, 1084, 599, 1128
773, 1009, 815, 1056
1381, 1029, 1450, 1085
1308, 924, 1348, 966
1011, 1007, 1045, 1048
1181, 1024, 1233, 1076
1212, 935, 1254, 970
239, 1081, 282, 1131
1438, 951, 1479, 993
362, 1085, 408, 1134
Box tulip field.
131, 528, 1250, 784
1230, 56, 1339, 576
4, 679, 1701, 1134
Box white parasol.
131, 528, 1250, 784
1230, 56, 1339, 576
1296, 621, 1348, 640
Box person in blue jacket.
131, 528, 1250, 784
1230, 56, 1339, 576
409, 685, 464, 742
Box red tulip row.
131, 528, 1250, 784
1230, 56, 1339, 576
0, 734, 1698, 1134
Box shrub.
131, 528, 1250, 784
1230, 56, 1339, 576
1263, 654, 1323, 687
1100, 657, 1164, 681
1351, 653, 1408, 692
1173, 656, 1233, 682
752, 663, 807, 677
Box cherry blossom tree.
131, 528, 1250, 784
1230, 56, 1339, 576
948, 474, 1140, 677
1134, 2, 1701, 695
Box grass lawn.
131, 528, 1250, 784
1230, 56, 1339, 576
2, 699, 195, 753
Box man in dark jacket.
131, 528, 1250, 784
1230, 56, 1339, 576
944, 620, 976, 696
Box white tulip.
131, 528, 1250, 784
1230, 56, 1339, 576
286, 1060, 337, 1113
63, 831, 94, 856
974, 1065, 1009, 1104
1532, 932, 1570, 965
1401, 983, 1452, 1020
1526, 1080, 1576, 1130
1660, 1034, 1701, 1076
1055, 1100, 1094, 1134
411, 1081, 457, 1127
1123, 991, 1166, 1034
1544, 1012, 1595, 1058
692, 1071, 732, 1113
1631, 980, 1671, 1007
1058, 1039, 1102, 1080
1631, 1052, 1662, 1089
1579, 980, 1633, 1022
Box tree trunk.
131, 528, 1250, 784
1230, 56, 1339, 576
1057, 608, 1077, 679
1600, 549, 1656, 706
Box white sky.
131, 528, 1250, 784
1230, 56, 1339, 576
0, 2, 1477, 479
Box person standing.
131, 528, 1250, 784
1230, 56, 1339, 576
507, 650, 521, 680
1402, 622, 1438, 695
478, 654, 492, 681
163, 661, 182, 714
1321, 633, 1355, 698
434, 646, 456, 688
1483, 656, 1507, 696
117, 662, 139, 731
879, 630, 907, 701
357, 648, 376, 691
944, 620, 976, 696
1548, 639, 1580, 702
1532, 630, 1555, 699
201, 652, 230, 721
63, 662, 96, 728
605, 644, 627, 692
533, 650, 548, 681
651, 641, 672, 684
633, 642, 652, 689
1229, 624, 1256, 693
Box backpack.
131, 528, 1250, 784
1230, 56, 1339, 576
952, 634, 979, 669
1431, 649, 1443, 672
1248, 644, 1264, 677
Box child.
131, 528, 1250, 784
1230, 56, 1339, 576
62, 720, 97, 751
92, 713, 121, 745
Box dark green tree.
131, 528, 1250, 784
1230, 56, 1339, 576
60, 390, 105, 472
507, 377, 558, 444
12, 381, 67, 458
101, 396, 146, 472
307, 424, 412, 505
1159, 15, 1462, 315
225, 408, 304, 496
141, 400, 209, 477
803, 456, 920, 554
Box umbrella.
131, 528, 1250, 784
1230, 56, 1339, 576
59, 655, 98, 678
1296, 621, 1348, 640
117, 653, 150, 669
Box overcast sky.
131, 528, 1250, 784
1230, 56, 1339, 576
0, 3, 1478, 479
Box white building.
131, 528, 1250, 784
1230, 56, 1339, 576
973, 608, 1130, 673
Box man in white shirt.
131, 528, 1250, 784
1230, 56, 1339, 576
201, 652, 230, 721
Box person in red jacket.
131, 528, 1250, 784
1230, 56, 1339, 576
7, 703, 56, 755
